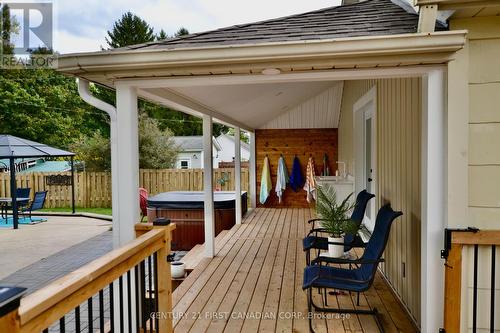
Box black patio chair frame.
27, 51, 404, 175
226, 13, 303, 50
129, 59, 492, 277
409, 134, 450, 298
303, 204, 403, 333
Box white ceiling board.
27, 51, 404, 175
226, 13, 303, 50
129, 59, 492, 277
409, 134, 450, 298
259, 82, 343, 129
155, 81, 338, 129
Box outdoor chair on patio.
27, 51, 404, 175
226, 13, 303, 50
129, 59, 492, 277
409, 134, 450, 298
139, 188, 148, 222
303, 190, 375, 265
1, 188, 31, 219
20, 191, 47, 222
302, 204, 402, 333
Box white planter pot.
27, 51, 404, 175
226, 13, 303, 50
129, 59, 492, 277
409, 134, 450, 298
171, 261, 186, 279
328, 236, 344, 258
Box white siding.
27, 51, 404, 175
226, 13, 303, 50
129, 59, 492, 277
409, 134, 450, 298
216, 135, 250, 162
259, 82, 343, 129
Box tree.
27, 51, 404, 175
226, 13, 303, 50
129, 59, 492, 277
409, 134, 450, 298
175, 27, 189, 37
70, 131, 111, 171
157, 29, 168, 40
70, 113, 179, 171
1, 4, 20, 55
139, 113, 179, 168
0, 68, 110, 148
105, 12, 155, 48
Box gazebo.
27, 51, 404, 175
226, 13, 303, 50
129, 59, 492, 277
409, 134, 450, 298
0, 135, 75, 229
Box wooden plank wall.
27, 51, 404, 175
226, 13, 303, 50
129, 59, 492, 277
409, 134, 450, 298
0, 168, 249, 208
255, 128, 338, 208
338, 78, 422, 325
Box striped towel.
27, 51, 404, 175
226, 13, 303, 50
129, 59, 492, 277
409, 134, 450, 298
303, 156, 317, 203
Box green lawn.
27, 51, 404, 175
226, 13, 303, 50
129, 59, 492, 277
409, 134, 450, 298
40, 207, 112, 216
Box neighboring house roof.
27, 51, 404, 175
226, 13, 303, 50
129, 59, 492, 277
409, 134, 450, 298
18, 161, 72, 174
217, 134, 250, 151
116, 0, 446, 52
173, 136, 221, 152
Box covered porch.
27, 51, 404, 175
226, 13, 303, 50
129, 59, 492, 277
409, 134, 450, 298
52, 1, 470, 331
172, 207, 418, 333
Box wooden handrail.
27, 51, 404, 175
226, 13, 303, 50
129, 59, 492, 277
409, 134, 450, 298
451, 230, 500, 246
15, 224, 175, 332
443, 229, 500, 333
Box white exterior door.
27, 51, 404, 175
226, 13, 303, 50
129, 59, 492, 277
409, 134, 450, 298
354, 87, 377, 231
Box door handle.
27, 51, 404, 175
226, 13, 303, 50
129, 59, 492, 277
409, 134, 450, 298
368, 178, 373, 182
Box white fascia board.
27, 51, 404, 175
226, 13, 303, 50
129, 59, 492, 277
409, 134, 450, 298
57, 31, 467, 74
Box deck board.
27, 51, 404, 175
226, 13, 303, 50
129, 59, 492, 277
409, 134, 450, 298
173, 208, 419, 333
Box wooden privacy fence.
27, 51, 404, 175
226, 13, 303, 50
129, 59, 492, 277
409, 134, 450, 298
0, 168, 250, 208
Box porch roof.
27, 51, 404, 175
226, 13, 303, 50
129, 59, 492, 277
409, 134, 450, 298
112, 0, 445, 51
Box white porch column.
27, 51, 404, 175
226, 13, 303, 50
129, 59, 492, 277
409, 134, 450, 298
421, 69, 446, 333
234, 127, 242, 224
114, 84, 140, 248
114, 84, 140, 332
249, 131, 257, 209
203, 115, 215, 257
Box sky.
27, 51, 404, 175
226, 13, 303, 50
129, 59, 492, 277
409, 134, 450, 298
52, 0, 342, 54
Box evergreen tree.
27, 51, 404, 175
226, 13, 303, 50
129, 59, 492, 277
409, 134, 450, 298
1, 4, 18, 55
105, 12, 155, 48
175, 27, 189, 37
157, 29, 168, 40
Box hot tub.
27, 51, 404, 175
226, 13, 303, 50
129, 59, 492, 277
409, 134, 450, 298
147, 191, 248, 250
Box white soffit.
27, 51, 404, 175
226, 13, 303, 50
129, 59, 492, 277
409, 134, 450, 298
259, 81, 343, 129
144, 80, 338, 129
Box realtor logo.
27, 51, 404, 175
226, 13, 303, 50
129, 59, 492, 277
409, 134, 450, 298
1, 1, 53, 55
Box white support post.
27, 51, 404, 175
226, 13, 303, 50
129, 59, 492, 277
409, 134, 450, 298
114, 84, 140, 332
203, 115, 215, 257
421, 69, 446, 333
234, 127, 242, 224
114, 84, 140, 247
249, 131, 257, 209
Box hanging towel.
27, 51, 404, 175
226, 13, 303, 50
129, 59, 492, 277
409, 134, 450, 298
304, 156, 317, 203
289, 156, 304, 192
275, 155, 289, 203
259, 156, 272, 204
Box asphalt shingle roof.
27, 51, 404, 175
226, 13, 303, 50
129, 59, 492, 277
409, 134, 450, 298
117, 0, 446, 52
173, 136, 221, 151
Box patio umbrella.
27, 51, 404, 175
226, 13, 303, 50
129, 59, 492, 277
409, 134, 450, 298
0, 135, 75, 229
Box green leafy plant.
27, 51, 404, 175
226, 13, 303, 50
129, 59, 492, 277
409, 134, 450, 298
316, 184, 359, 238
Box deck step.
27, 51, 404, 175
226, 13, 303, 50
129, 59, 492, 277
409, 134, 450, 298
181, 229, 231, 272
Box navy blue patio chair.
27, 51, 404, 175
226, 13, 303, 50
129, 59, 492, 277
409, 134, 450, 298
303, 190, 375, 265
20, 191, 47, 222
302, 204, 402, 333
16, 187, 31, 209
1, 188, 31, 220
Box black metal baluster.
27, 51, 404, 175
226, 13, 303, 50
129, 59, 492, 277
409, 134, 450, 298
154, 252, 160, 331
88, 297, 93, 333
119, 276, 124, 333
99, 289, 105, 333
127, 270, 132, 333
491, 245, 496, 333
109, 282, 114, 333
75, 305, 81, 332
140, 260, 147, 331
473, 244, 478, 333
148, 255, 153, 331
59, 316, 65, 333
135, 265, 140, 333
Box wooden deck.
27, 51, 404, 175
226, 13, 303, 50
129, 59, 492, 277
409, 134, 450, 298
172, 208, 419, 333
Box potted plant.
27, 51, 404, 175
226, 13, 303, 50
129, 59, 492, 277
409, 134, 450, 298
316, 184, 358, 257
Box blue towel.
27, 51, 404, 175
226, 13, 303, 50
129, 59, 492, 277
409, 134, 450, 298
289, 156, 304, 192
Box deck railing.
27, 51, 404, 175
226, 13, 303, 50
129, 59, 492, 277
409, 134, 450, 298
442, 228, 500, 333
0, 223, 175, 333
